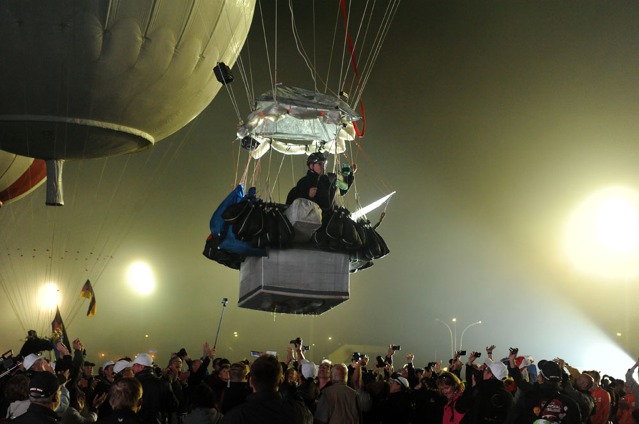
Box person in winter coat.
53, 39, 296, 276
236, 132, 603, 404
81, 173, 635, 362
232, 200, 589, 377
463, 350, 514, 423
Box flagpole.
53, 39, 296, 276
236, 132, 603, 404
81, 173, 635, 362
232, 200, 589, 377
213, 298, 229, 349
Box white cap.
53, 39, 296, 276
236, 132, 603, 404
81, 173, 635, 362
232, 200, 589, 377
103, 360, 115, 369
23, 353, 43, 370
300, 359, 317, 379
389, 375, 409, 389
485, 358, 508, 381
113, 360, 131, 374
132, 353, 153, 367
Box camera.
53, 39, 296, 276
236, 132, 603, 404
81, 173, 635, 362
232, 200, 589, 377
0, 350, 22, 379
352, 352, 363, 361
376, 355, 386, 368
250, 351, 261, 358
474, 352, 481, 358
509, 347, 519, 355
290, 337, 302, 345
391, 345, 401, 351
457, 350, 466, 356
301, 345, 310, 351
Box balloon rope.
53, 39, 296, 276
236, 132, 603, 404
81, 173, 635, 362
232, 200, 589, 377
339, 0, 366, 136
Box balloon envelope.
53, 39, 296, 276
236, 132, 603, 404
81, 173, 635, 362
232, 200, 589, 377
0, 0, 256, 159
0, 150, 46, 205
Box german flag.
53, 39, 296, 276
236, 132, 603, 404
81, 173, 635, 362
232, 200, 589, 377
51, 306, 71, 360
80, 280, 96, 317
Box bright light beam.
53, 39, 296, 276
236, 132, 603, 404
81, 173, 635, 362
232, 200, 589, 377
351, 191, 396, 220
564, 186, 639, 280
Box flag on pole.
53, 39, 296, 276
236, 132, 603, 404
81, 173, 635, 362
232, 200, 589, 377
80, 280, 96, 317
51, 306, 71, 361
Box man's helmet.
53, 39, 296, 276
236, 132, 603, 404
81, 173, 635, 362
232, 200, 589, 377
307, 152, 327, 165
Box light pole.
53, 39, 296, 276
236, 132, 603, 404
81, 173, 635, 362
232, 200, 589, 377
437, 318, 482, 358
435, 318, 454, 359
459, 321, 482, 351
452, 318, 457, 353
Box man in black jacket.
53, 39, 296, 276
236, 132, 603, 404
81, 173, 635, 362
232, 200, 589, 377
12, 371, 61, 424
464, 350, 514, 423
506, 352, 581, 424
131, 354, 178, 424
286, 152, 355, 210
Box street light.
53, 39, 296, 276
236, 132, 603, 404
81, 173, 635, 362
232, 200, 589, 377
459, 321, 482, 351
437, 318, 482, 358
435, 318, 454, 359
452, 318, 457, 354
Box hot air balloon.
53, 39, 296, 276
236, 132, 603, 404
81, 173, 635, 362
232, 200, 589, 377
0, 0, 256, 204
204, 0, 398, 315
0, 151, 47, 207
0, 0, 256, 338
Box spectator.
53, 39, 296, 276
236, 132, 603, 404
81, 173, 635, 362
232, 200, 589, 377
410, 366, 445, 423
93, 361, 115, 419
316, 361, 331, 391
584, 370, 611, 424
113, 361, 133, 381
3, 374, 30, 419
616, 380, 635, 424
131, 353, 178, 424
506, 355, 581, 423
436, 371, 470, 424
163, 355, 187, 424
376, 373, 411, 423
557, 358, 596, 423
219, 363, 250, 414
60, 388, 106, 424
12, 371, 61, 424
220, 354, 311, 423
314, 363, 359, 424
296, 360, 319, 414
183, 384, 222, 424
464, 350, 513, 423
97, 378, 143, 424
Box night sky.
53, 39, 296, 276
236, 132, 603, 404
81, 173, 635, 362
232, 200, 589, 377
2, 1, 639, 376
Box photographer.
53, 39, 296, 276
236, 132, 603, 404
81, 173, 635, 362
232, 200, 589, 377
375, 373, 412, 424
505, 349, 581, 423
347, 353, 369, 390
463, 349, 513, 423
410, 363, 445, 423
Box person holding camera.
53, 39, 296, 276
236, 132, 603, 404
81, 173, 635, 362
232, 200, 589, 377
463, 349, 513, 423
505, 350, 581, 424
410, 364, 446, 423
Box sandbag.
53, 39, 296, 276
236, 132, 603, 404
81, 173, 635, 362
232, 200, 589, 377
285, 198, 322, 242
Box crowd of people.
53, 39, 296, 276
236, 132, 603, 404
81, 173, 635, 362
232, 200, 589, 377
1, 336, 639, 424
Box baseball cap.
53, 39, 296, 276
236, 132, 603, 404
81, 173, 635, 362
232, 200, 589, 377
29, 371, 60, 398
515, 356, 530, 370
103, 360, 115, 369
23, 353, 44, 371
83, 361, 96, 367
538, 360, 562, 382
389, 374, 409, 389
300, 360, 317, 379
485, 358, 508, 381
132, 353, 153, 367
113, 360, 131, 374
